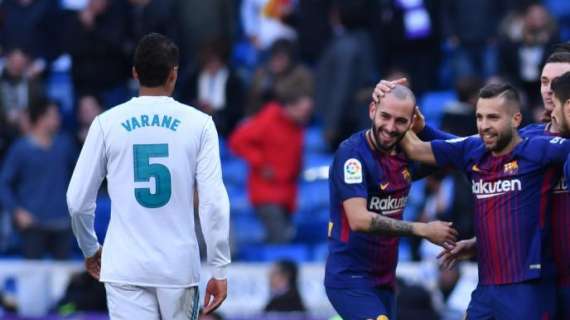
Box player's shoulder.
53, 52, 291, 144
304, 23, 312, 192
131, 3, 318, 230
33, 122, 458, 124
336, 131, 367, 157
519, 123, 547, 137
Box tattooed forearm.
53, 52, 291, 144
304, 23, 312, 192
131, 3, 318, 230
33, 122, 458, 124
369, 214, 414, 236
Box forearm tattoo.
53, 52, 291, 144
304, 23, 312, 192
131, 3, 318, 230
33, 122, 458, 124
369, 214, 414, 236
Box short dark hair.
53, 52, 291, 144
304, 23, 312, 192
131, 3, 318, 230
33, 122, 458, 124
551, 42, 570, 54
545, 52, 570, 65
134, 33, 179, 87
29, 97, 57, 125
551, 71, 570, 105
479, 82, 521, 112
275, 260, 299, 288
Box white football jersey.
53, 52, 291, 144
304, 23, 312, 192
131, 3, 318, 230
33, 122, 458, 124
67, 96, 230, 287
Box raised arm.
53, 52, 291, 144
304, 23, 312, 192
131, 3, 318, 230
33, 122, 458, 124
400, 130, 437, 165
343, 198, 457, 246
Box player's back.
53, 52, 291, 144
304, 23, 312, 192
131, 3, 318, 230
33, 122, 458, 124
97, 96, 210, 287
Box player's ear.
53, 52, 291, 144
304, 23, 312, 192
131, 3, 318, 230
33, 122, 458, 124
369, 101, 376, 121
512, 111, 523, 128
168, 66, 178, 85
132, 67, 139, 81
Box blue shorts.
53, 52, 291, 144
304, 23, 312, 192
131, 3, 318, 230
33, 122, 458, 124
466, 279, 556, 320
558, 285, 570, 320
325, 286, 395, 320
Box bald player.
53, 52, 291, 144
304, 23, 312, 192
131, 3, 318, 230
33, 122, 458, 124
324, 85, 458, 320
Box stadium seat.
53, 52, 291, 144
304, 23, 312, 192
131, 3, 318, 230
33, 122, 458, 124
304, 125, 328, 154
296, 181, 330, 214
222, 158, 249, 187
231, 214, 265, 246
227, 184, 254, 217
238, 244, 312, 262
419, 91, 457, 127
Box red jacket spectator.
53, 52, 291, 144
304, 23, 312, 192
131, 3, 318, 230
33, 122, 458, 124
229, 102, 303, 213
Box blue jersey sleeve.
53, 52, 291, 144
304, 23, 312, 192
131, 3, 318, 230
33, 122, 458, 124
430, 136, 472, 169
418, 124, 457, 141
331, 144, 368, 201
530, 136, 570, 165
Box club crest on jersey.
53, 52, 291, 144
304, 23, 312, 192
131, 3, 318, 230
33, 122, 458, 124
344, 158, 362, 184
402, 168, 411, 182
503, 161, 518, 174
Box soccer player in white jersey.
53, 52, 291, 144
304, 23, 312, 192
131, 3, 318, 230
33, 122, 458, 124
66, 33, 231, 319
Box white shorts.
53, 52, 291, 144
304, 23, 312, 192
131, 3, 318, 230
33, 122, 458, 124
105, 283, 199, 320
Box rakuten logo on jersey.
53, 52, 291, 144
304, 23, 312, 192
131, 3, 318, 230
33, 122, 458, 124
554, 177, 568, 194
472, 179, 522, 199
368, 195, 408, 215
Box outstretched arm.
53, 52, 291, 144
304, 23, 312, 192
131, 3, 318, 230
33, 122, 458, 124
343, 198, 457, 246
400, 130, 437, 165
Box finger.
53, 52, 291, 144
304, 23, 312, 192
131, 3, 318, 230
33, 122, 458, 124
203, 292, 212, 311
437, 250, 448, 259
392, 77, 407, 85
203, 294, 225, 314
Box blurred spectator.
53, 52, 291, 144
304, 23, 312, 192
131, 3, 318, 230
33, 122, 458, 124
56, 271, 107, 314
126, 0, 177, 46
0, 98, 77, 259
241, 0, 297, 52
443, 0, 505, 79
75, 94, 103, 146
173, 0, 234, 70
229, 75, 314, 244
396, 277, 439, 320
374, 0, 443, 96
247, 38, 312, 116
315, 0, 377, 150
0, 0, 63, 72
499, 4, 559, 108
265, 260, 306, 313
291, 0, 333, 65
440, 76, 482, 137
64, 0, 131, 108
182, 40, 245, 138
0, 48, 44, 143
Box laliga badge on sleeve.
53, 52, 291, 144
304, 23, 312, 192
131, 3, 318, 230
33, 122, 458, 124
344, 158, 363, 184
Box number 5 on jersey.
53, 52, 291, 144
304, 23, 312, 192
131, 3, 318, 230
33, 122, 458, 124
133, 144, 172, 208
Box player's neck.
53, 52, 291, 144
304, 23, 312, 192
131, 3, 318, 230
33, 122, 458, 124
29, 128, 53, 147
491, 132, 522, 157
138, 86, 172, 97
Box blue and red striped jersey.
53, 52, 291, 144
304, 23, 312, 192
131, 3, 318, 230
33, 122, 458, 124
325, 131, 413, 289
520, 123, 570, 286
431, 135, 570, 285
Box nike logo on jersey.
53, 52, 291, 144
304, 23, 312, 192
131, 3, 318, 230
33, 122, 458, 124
472, 179, 522, 199
380, 182, 390, 190
472, 164, 480, 172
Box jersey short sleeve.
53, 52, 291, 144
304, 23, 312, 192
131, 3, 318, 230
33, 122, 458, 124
526, 136, 570, 165
430, 136, 473, 169
331, 144, 368, 201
